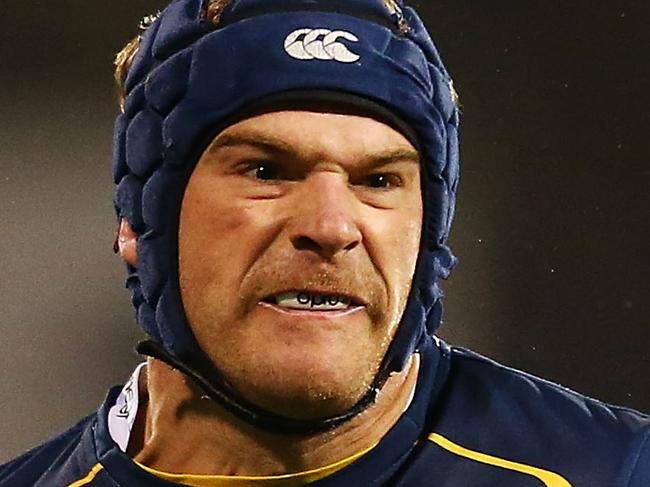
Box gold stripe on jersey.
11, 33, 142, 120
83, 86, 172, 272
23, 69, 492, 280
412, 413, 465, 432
135, 441, 377, 487
66, 463, 104, 487
428, 433, 573, 487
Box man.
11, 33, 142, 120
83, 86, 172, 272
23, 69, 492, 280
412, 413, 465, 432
1, 0, 648, 485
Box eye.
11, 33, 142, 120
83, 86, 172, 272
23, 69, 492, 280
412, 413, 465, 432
241, 162, 282, 181
364, 173, 402, 189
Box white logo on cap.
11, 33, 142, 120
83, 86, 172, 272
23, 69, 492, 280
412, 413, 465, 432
284, 28, 361, 63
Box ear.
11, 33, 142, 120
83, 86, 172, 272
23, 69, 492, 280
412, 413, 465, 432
116, 218, 138, 266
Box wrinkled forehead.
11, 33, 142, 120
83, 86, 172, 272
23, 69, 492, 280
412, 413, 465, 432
202, 108, 422, 177
197, 96, 420, 171
219, 93, 422, 153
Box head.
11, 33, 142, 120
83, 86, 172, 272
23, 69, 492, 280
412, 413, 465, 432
113, 0, 459, 429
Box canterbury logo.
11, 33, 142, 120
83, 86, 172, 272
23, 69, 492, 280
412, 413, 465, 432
284, 28, 361, 63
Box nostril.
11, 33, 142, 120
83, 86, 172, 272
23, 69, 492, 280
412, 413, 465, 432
292, 235, 321, 253
344, 240, 359, 251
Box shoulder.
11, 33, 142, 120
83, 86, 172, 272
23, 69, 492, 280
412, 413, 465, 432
0, 385, 123, 487
0, 414, 95, 486
424, 345, 650, 485
443, 346, 650, 433
445, 345, 650, 416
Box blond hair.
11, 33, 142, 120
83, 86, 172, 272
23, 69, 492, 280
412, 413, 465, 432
114, 0, 233, 110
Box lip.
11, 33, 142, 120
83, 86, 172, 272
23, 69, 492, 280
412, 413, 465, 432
257, 301, 366, 318
261, 289, 367, 307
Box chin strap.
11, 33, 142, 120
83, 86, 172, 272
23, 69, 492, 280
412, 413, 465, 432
136, 340, 382, 435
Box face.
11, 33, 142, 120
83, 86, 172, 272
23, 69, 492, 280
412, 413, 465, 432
178, 110, 422, 419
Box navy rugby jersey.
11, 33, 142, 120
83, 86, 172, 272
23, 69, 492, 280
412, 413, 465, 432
2, 337, 649, 486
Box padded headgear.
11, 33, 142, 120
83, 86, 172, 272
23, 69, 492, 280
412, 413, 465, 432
113, 0, 459, 432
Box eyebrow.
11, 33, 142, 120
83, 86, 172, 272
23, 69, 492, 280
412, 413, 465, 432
207, 132, 420, 168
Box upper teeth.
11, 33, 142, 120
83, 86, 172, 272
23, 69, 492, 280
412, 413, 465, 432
274, 291, 353, 310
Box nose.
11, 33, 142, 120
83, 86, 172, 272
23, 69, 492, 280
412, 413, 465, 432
288, 171, 362, 261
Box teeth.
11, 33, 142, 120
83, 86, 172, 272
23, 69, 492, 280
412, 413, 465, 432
274, 292, 352, 311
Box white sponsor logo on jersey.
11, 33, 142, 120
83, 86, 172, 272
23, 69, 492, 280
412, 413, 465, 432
108, 362, 146, 452
284, 28, 361, 63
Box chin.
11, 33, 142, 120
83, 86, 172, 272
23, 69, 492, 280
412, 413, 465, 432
238, 378, 370, 420
224, 349, 378, 420
196, 313, 389, 419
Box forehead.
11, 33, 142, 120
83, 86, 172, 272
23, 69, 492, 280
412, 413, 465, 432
207, 109, 419, 165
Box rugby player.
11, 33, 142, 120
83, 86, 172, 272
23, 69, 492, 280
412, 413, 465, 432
1, 0, 648, 485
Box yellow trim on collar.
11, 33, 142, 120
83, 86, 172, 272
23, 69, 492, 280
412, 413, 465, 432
136, 441, 377, 487
66, 463, 104, 487
428, 433, 573, 487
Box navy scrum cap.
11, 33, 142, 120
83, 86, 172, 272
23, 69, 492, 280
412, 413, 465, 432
113, 0, 460, 434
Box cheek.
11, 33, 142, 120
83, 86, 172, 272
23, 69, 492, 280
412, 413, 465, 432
377, 205, 422, 270
392, 218, 422, 304
401, 195, 423, 272
401, 216, 423, 272
365, 203, 422, 313
178, 172, 261, 306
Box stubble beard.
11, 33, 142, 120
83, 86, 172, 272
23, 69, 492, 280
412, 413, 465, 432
181, 254, 414, 420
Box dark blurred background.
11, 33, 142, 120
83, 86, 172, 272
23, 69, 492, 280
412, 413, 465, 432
1, 1, 648, 463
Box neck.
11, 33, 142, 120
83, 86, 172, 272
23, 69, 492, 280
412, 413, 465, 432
128, 354, 420, 476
